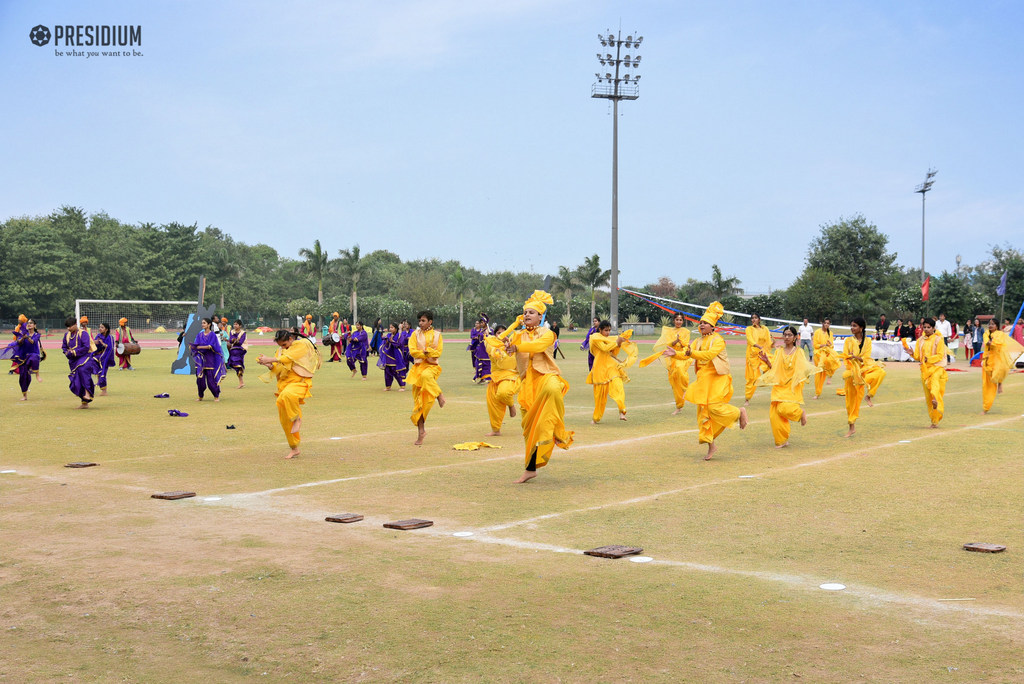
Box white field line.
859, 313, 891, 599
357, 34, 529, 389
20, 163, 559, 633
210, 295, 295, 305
215, 387, 987, 497
200, 489, 1024, 623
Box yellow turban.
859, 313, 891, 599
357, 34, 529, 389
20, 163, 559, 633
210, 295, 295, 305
119, 317, 127, 326
80, 316, 89, 325
332, 312, 339, 318
305, 314, 313, 320
523, 290, 554, 315
18, 314, 27, 323
700, 301, 725, 326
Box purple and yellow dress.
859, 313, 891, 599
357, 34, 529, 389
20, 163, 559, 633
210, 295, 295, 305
468, 327, 484, 380
228, 330, 247, 373
62, 329, 99, 401
12, 326, 41, 394
581, 324, 599, 370
377, 331, 409, 388
192, 329, 226, 398
93, 331, 115, 389
473, 327, 492, 381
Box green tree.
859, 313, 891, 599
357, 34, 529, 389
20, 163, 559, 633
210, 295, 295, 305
337, 244, 369, 324
552, 265, 582, 324
447, 267, 471, 331
576, 254, 612, 323
785, 269, 849, 322
973, 245, 1024, 319
928, 271, 974, 323
297, 240, 329, 322
805, 214, 899, 311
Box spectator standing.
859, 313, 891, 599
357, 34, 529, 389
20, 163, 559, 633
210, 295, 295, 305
797, 318, 814, 359
935, 313, 953, 363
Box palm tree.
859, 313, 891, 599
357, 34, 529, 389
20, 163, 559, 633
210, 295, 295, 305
577, 254, 611, 323
297, 240, 329, 324
553, 265, 582, 324
448, 267, 471, 331
709, 264, 742, 299
337, 244, 366, 323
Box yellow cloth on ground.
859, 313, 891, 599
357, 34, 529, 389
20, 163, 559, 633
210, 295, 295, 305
510, 326, 573, 469
408, 328, 443, 425
485, 336, 521, 431
982, 330, 1024, 412
639, 325, 693, 409
758, 347, 818, 445
812, 328, 841, 396
270, 339, 319, 448
683, 331, 740, 444
453, 442, 501, 451
903, 333, 948, 424
743, 325, 773, 400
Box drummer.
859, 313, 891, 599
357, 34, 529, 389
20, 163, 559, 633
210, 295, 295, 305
115, 318, 137, 370
327, 312, 344, 362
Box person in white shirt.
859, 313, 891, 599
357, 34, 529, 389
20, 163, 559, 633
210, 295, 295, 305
798, 319, 814, 359
935, 313, 953, 363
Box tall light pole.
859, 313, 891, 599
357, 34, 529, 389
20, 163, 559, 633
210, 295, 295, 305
593, 30, 642, 330
914, 168, 937, 285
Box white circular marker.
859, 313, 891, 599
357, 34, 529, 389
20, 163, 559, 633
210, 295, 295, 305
203, 497, 222, 502
738, 475, 757, 479
898, 440, 912, 444
819, 583, 846, 591
330, 437, 343, 440
452, 531, 474, 537
1, 470, 16, 474
629, 556, 653, 563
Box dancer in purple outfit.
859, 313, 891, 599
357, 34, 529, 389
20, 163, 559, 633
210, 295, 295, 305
61, 316, 99, 408
377, 323, 409, 391
227, 319, 247, 388
191, 317, 226, 401
93, 322, 116, 396
346, 321, 370, 379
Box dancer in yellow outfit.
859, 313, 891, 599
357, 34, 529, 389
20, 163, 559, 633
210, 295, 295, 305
484, 324, 520, 435
757, 326, 819, 447
407, 310, 446, 445
743, 313, 773, 405
639, 312, 693, 414
981, 318, 1024, 413
586, 322, 637, 423
257, 329, 322, 459
504, 290, 574, 483
840, 317, 874, 437
901, 317, 948, 428
683, 301, 748, 460
812, 318, 841, 398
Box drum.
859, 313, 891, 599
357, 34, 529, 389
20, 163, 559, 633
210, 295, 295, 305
119, 342, 142, 356
322, 336, 332, 346
332, 332, 341, 343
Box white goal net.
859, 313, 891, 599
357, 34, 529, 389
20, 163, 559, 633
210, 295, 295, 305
75, 300, 198, 333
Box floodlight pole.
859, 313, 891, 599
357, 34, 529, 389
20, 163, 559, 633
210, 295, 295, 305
593, 30, 642, 331
914, 168, 937, 286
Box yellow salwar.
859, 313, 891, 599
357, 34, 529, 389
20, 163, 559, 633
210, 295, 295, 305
743, 325, 773, 401
586, 329, 635, 422
683, 332, 740, 444
639, 325, 693, 409
408, 328, 443, 425
903, 333, 949, 425
812, 328, 841, 397
758, 348, 819, 446
509, 325, 574, 471
981, 330, 1022, 412
269, 338, 320, 448
485, 336, 521, 431
840, 336, 873, 424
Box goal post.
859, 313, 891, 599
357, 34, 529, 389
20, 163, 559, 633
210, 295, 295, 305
74, 300, 199, 333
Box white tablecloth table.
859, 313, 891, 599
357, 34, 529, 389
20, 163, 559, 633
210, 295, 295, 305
831, 337, 957, 362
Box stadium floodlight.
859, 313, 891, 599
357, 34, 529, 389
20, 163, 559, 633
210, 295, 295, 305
591, 27, 644, 331
914, 168, 938, 286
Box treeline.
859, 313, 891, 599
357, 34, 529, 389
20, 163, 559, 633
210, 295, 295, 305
2, 208, 1019, 329
632, 215, 1023, 326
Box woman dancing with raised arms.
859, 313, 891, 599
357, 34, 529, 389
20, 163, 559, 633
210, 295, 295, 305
257, 329, 322, 459
503, 291, 574, 483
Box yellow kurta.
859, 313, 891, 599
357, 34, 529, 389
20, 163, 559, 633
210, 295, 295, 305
485, 335, 521, 431
510, 326, 573, 470
408, 328, 443, 425
903, 333, 948, 425
586, 331, 632, 421
270, 338, 319, 448
840, 336, 872, 424
812, 328, 841, 397
743, 325, 773, 400
758, 347, 818, 446
981, 330, 1023, 412
639, 325, 693, 409
683, 332, 740, 444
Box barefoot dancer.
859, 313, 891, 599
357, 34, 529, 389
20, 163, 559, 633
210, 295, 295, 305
61, 316, 99, 408
227, 319, 247, 388
484, 324, 521, 436
93, 322, 115, 396
191, 317, 226, 402
377, 323, 408, 391
757, 326, 818, 448
639, 312, 693, 415
902, 317, 949, 428
840, 317, 887, 436
408, 311, 445, 445
9, 316, 43, 401
743, 313, 772, 406
981, 318, 1024, 413
812, 318, 840, 399
682, 301, 748, 461
586, 321, 635, 423
257, 329, 321, 458
504, 290, 574, 483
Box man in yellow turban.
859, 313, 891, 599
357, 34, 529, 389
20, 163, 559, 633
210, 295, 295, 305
408, 310, 445, 445
504, 290, 574, 483
683, 301, 748, 460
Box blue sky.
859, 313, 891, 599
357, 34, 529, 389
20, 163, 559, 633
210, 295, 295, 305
2, 0, 1021, 294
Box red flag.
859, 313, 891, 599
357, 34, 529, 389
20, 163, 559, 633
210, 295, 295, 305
921, 276, 930, 301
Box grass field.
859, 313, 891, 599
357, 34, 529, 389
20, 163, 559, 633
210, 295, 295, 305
2, 335, 1023, 683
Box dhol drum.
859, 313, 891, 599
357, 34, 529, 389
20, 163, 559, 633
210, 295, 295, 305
118, 342, 142, 356
332, 332, 341, 344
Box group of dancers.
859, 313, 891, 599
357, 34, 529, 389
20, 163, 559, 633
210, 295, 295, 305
5, 296, 1021, 477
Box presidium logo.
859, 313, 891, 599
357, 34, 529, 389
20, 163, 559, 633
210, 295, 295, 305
29, 23, 143, 57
